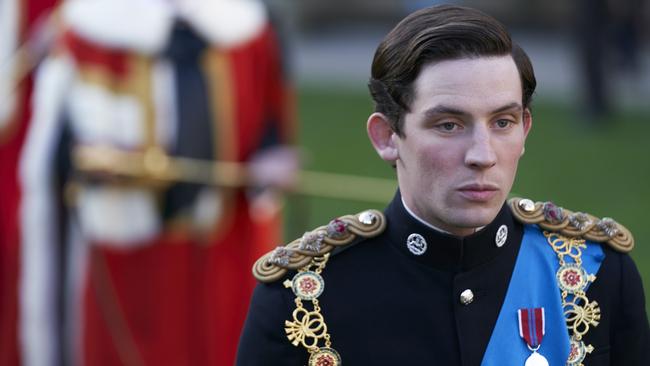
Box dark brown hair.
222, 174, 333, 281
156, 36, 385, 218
369, 5, 536, 136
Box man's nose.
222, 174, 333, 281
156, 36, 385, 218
464, 126, 497, 169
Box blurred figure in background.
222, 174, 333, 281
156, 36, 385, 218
0, 1, 60, 365
573, 0, 646, 123
19, 0, 296, 365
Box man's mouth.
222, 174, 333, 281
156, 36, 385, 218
457, 184, 499, 202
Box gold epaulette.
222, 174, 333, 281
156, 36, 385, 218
253, 210, 387, 283
508, 197, 634, 253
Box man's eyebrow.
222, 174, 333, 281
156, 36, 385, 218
423, 102, 523, 119
490, 102, 522, 114
423, 105, 470, 118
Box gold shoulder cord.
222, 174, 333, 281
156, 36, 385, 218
252, 210, 387, 366
509, 197, 635, 366
543, 231, 600, 366
508, 198, 634, 252
253, 210, 386, 283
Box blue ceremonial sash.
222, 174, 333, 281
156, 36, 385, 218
481, 225, 605, 366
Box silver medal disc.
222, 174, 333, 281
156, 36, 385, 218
524, 351, 549, 366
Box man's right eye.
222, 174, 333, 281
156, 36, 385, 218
436, 122, 459, 132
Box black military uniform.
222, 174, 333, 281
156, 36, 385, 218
237, 192, 649, 365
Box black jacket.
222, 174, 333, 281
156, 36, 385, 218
237, 193, 649, 365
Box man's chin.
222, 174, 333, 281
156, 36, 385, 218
448, 206, 502, 229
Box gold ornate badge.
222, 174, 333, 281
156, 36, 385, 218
309, 347, 342, 366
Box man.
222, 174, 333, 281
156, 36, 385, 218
19, 0, 295, 365
237, 5, 649, 366
0, 1, 59, 365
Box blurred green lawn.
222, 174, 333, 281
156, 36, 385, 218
286, 86, 650, 315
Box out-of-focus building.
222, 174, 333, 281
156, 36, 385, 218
289, 0, 649, 108
293, 0, 570, 28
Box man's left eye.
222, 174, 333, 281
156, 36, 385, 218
495, 119, 512, 128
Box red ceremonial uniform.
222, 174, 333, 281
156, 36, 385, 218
0, 1, 58, 365
19, 1, 294, 365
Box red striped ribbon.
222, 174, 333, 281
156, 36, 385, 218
517, 307, 545, 348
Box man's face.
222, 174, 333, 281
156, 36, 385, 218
392, 56, 531, 236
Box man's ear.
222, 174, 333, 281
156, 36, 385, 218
367, 112, 399, 163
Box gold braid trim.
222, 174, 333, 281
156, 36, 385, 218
253, 210, 386, 283
508, 197, 634, 253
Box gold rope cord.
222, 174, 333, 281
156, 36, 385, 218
253, 210, 386, 282
509, 197, 634, 252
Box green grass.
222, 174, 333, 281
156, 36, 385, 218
286, 85, 650, 314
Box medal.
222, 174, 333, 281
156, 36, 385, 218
291, 271, 325, 301
524, 351, 549, 366
518, 308, 549, 366
309, 347, 342, 366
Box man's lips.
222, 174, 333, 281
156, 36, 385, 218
457, 184, 499, 201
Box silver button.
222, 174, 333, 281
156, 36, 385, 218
518, 198, 535, 212
460, 289, 474, 305
495, 225, 508, 247
358, 211, 378, 225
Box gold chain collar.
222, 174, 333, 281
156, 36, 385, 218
544, 231, 601, 366
282, 253, 341, 366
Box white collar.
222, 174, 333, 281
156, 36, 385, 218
400, 197, 485, 235
62, 0, 267, 54
401, 197, 452, 234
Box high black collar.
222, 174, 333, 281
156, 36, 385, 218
384, 191, 523, 272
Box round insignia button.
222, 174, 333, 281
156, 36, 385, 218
309, 347, 341, 366
495, 225, 508, 247
556, 264, 588, 293
406, 233, 427, 256
291, 271, 325, 301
